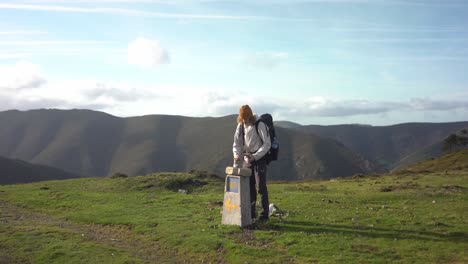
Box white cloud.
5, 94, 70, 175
0, 62, 467, 125
0, 53, 31, 59
244, 52, 289, 68
176, 19, 192, 25
377, 56, 468, 62
282, 97, 468, 119
0, 81, 151, 114
198, 91, 275, 116
341, 38, 468, 43
7, 0, 466, 5
328, 26, 468, 33
0, 61, 157, 112
0, 94, 66, 111
0, 3, 278, 20
295, 97, 405, 117
0, 61, 46, 90
0, 40, 109, 46
37, 79, 158, 107
127, 37, 169, 69
83, 82, 154, 102
0, 30, 44, 35
409, 98, 468, 111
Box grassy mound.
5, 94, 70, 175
129, 171, 220, 193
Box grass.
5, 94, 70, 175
395, 148, 468, 174
0, 170, 467, 263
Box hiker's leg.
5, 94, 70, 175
249, 167, 257, 219
255, 159, 269, 218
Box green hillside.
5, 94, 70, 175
393, 141, 444, 171
395, 148, 468, 174
1, 170, 466, 263
0, 109, 372, 182
281, 122, 468, 171
0, 156, 79, 184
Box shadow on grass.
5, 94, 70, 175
269, 221, 468, 243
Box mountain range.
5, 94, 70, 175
1, 109, 466, 183
0, 109, 371, 182
276, 121, 468, 171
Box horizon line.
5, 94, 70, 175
2, 108, 468, 127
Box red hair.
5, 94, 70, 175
237, 105, 255, 124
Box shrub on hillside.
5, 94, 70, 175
161, 177, 207, 191
443, 129, 468, 152
188, 170, 221, 180
111, 172, 129, 179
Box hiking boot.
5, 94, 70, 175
258, 215, 269, 222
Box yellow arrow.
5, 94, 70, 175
225, 198, 240, 211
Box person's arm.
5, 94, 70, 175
232, 123, 243, 159
252, 122, 271, 161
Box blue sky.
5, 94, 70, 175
0, 0, 467, 125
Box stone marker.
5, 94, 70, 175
221, 166, 252, 227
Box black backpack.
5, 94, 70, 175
255, 113, 279, 164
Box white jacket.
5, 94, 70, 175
233, 115, 271, 161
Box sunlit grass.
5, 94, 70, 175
1, 170, 467, 263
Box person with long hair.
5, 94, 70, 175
232, 105, 271, 222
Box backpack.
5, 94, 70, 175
254, 113, 279, 164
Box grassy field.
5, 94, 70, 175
1, 169, 467, 263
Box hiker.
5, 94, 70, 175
233, 105, 271, 222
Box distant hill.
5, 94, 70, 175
394, 148, 468, 174
0, 109, 373, 181
274, 120, 303, 129
392, 141, 444, 171
276, 122, 468, 171
0, 155, 79, 184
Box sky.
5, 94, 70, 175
0, 0, 468, 126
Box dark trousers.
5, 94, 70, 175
249, 158, 269, 219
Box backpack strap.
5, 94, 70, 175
255, 120, 269, 137
241, 123, 245, 146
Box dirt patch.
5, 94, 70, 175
238, 229, 256, 244
441, 185, 466, 193
380, 182, 420, 192
84, 223, 136, 243
207, 201, 223, 209
433, 222, 449, 227
396, 182, 420, 190
225, 228, 269, 248
351, 244, 379, 253
351, 174, 366, 179
285, 185, 327, 192
380, 186, 393, 192
237, 229, 272, 248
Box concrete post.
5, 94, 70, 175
221, 166, 252, 227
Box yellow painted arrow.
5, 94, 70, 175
225, 198, 240, 211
